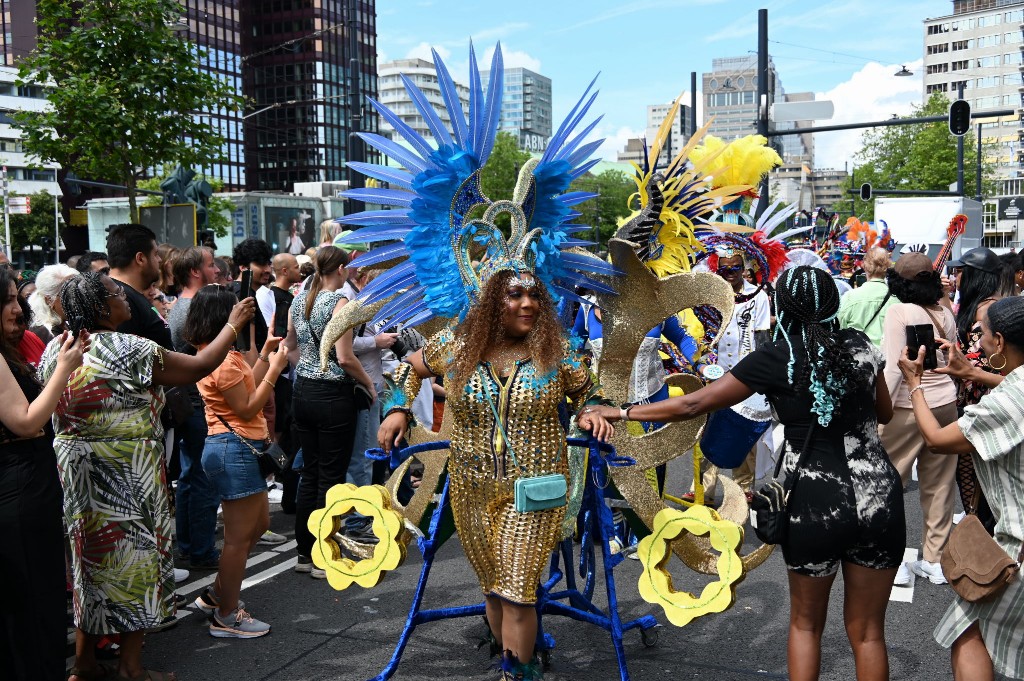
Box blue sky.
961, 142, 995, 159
378, 0, 949, 169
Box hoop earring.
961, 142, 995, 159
989, 352, 1007, 371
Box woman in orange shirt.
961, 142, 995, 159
184, 285, 289, 639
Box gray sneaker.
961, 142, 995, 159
194, 587, 244, 616
209, 608, 271, 639
258, 530, 288, 545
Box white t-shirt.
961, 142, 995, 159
716, 281, 770, 372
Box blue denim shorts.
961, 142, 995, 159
201, 433, 268, 501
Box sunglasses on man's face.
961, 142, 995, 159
717, 265, 744, 275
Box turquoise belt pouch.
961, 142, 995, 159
514, 473, 568, 513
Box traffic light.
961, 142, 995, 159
949, 99, 971, 136
860, 183, 872, 201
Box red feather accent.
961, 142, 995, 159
707, 252, 720, 272
750, 231, 789, 282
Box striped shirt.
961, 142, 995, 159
934, 366, 1024, 678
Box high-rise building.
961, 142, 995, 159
616, 102, 695, 166
377, 58, 470, 144
239, 0, 378, 192
922, 0, 1024, 246
181, 1, 245, 190
702, 56, 812, 164
703, 56, 771, 142
3, 0, 378, 193
481, 66, 552, 152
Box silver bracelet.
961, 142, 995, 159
908, 385, 925, 399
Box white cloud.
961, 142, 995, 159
482, 44, 541, 73
598, 124, 644, 162
813, 59, 922, 170
404, 42, 450, 63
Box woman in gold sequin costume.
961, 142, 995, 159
378, 269, 614, 677
331, 43, 616, 680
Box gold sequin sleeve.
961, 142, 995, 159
422, 326, 456, 377
560, 338, 609, 412
381, 362, 424, 421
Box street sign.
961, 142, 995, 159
770, 100, 835, 122
7, 197, 31, 214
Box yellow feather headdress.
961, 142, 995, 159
615, 97, 755, 277
689, 133, 782, 196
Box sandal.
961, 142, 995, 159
69, 666, 110, 681
114, 671, 177, 681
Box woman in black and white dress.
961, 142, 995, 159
581, 265, 906, 681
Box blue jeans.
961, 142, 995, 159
346, 398, 380, 486
175, 408, 220, 562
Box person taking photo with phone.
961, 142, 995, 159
879, 252, 959, 587
185, 285, 289, 639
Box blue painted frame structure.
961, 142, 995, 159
361, 437, 658, 681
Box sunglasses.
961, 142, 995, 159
717, 265, 744, 275
104, 283, 127, 300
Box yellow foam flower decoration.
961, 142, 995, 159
636, 505, 745, 627
307, 483, 409, 591
689, 133, 782, 191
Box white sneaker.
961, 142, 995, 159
258, 530, 287, 545
173, 567, 190, 583
908, 559, 947, 585
893, 562, 912, 586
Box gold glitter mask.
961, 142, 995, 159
593, 238, 772, 574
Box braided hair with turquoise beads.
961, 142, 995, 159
773, 266, 862, 427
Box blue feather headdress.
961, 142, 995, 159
336, 42, 616, 330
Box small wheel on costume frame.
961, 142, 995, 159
640, 624, 661, 648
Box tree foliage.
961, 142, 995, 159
571, 169, 636, 247
7, 190, 59, 251
480, 132, 531, 200
846, 93, 998, 220
13, 0, 244, 222
139, 166, 234, 238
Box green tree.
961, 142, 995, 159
7, 190, 59, 252
571, 169, 635, 247
139, 167, 235, 238
480, 132, 532, 202
846, 93, 997, 220
13, 0, 244, 223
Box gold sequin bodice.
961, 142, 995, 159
423, 328, 595, 481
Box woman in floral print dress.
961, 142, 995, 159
41, 273, 254, 681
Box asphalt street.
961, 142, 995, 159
67, 455, 978, 681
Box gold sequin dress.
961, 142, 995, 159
421, 328, 599, 604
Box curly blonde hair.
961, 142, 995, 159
449, 270, 565, 391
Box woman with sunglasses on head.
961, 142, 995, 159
44, 272, 253, 681
878, 252, 959, 587
185, 285, 289, 639
0, 265, 89, 681
940, 248, 1012, 538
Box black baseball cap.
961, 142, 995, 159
947, 247, 1001, 273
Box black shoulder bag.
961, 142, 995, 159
863, 289, 892, 330
749, 423, 816, 545
214, 414, 285, 479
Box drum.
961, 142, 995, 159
700, 399, 771, 469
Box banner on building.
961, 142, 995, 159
997, 196, 1024, 221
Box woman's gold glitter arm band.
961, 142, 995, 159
381, 362, 424, 426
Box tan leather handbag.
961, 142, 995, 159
941, 514, 1023, 603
